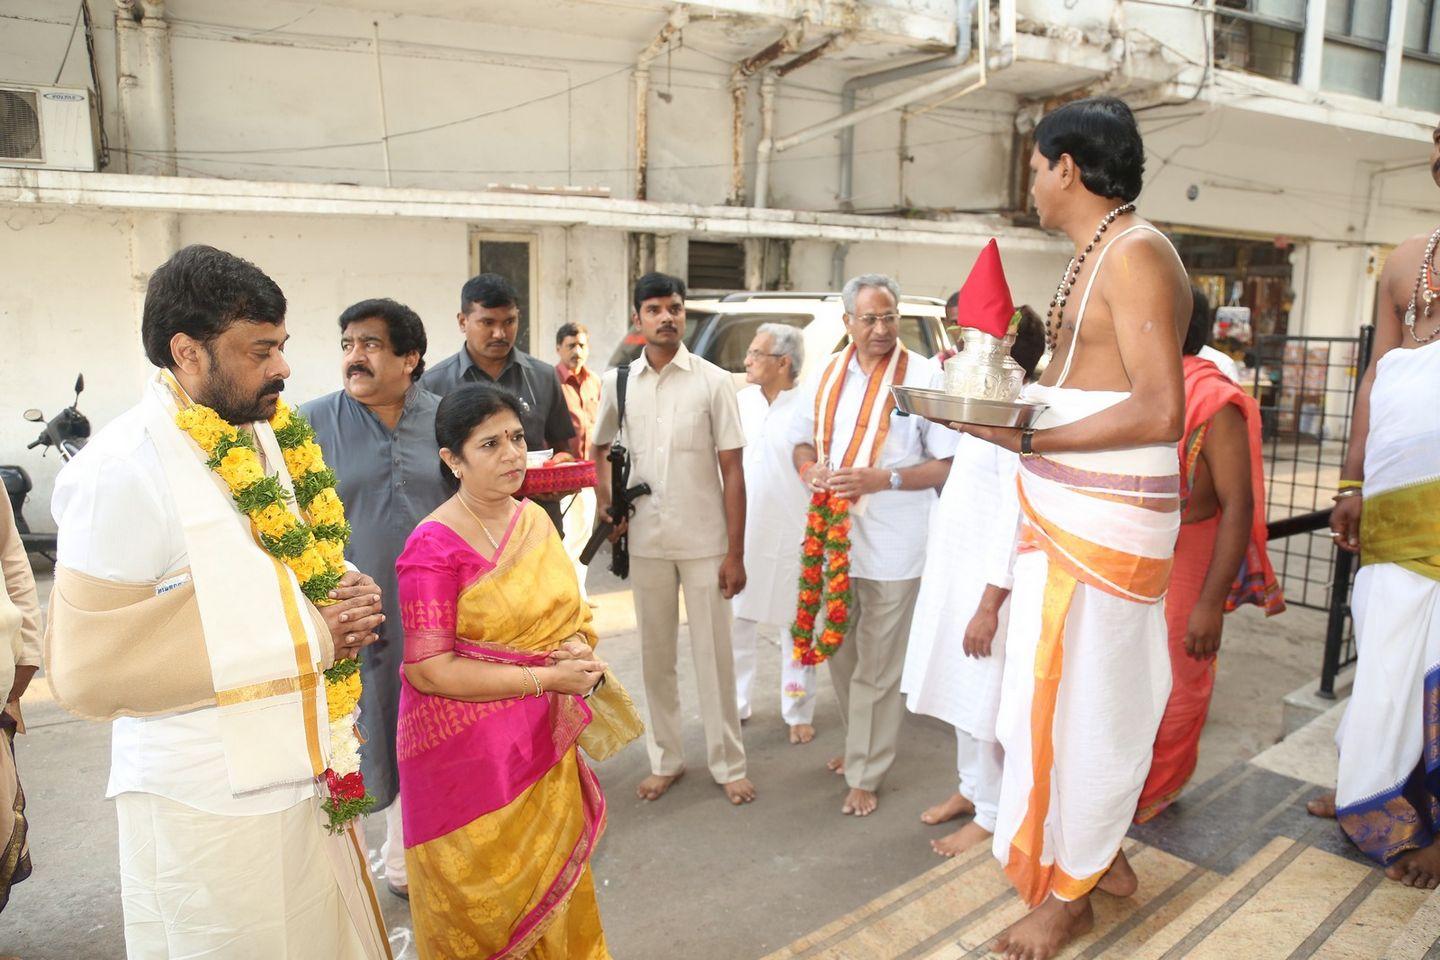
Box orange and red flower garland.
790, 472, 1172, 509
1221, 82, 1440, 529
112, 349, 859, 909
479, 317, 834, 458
791, 491, 854, 665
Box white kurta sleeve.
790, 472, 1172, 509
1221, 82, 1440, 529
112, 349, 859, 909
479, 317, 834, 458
787, 368, 823, 451
54, 446, 181, 582
915, 356, 960, 460
590, 368, 621, 450
982, 448, 1022, 591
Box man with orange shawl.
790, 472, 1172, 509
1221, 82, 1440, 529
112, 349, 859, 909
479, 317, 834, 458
1135, 289, 1284, 824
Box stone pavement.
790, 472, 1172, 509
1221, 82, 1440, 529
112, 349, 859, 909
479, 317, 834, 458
1, 569, 1327, 959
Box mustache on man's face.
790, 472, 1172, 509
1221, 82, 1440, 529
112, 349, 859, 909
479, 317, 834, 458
346, 363, 372, 378
259, 379, 285, 397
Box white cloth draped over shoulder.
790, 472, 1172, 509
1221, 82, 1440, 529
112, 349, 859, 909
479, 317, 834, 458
787, 349, 958, 582
902, 433, 1020, 739
1334, 340, 1440, 865
732, 384, 809, 625
53, 376, 330, 812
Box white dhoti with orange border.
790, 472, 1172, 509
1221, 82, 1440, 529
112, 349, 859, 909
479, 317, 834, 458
992, 384, 1179, 907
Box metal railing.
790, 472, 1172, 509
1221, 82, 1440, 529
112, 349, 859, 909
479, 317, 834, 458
1252, 327, 1374, 697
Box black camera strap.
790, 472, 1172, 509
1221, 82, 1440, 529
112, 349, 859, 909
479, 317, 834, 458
615, 362, 631, 441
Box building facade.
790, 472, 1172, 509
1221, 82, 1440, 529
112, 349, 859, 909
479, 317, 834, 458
2, 0, 1437, 524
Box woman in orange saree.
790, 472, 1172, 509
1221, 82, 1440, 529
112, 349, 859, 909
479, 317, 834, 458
396, 384, 612, 959
1135, 294, 1284, 824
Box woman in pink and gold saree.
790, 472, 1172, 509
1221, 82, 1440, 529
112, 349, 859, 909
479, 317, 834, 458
396, 384, 612, 960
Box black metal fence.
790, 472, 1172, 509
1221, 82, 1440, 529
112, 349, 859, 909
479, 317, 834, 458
1253, 327, 1374, 697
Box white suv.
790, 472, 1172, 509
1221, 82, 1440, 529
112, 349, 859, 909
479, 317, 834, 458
606, 291, 953, 384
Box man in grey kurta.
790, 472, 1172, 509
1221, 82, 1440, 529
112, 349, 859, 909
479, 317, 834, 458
303, 298, 449, 899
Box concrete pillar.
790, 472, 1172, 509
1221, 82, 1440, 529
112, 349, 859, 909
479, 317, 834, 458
1381, 0, 1409, 106
128, 211, 180, 328
115, 0, 175, 176
1299, 0, 1327, 92
654, 234, 688, 282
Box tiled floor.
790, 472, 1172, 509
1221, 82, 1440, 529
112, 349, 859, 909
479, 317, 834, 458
764, 760, 1437, 960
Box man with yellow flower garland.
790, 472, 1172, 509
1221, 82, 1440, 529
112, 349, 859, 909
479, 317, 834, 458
47, 245, 393, 959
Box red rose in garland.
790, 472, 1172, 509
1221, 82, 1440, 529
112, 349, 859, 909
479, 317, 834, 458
791, 492, 857, 666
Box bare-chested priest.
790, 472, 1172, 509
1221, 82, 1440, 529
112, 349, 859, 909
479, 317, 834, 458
1309, 119, 1440, 891
959, 97, 1189, 959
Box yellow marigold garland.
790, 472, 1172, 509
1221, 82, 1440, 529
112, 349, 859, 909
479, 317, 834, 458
175, 396, 372, 832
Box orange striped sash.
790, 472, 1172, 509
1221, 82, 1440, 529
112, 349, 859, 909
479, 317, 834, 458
813, 344, 909, 469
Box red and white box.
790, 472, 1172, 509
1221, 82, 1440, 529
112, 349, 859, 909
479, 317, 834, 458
518, 460, 597, 498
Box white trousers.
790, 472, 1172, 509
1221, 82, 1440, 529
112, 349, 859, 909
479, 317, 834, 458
378, 798, 405, 886
116, 793, 381, 960
561, 488, 597, 601
956, 727, 1004, 833
732, 617, 818, 725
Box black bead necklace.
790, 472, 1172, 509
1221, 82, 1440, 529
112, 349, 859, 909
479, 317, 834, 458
1045, 202, 1136, 350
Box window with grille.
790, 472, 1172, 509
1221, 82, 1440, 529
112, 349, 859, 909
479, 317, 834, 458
1400, 0, 1440, 110
687, 241, 747, 293
1321, 0, 1392, 100
1215, 1, 1306, 83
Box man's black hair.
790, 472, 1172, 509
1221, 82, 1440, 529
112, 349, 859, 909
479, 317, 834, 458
1011, 305, 1047, 381
460, 273, 519, 313
945, 291, 961, 310
338, 297, 429, 381
1034, 96, 1145, 204
556, 322, 588, 346
633, 272, 687, 314
1183, 286, 1212, 357
141, 244, 286, 369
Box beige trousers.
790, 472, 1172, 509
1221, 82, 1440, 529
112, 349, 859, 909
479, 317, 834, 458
828, 577, 921, 792
116, 793, 390, 960
631, 554, 748, 784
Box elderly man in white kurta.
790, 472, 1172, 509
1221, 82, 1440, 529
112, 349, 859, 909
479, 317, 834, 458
790, 274, 957, 817
731, 324, 818, 744
45, 245, 390, 959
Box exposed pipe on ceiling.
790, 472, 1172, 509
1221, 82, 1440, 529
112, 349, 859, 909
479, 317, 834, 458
728, 23, 805, 206
745, 33, 850, 211
837, 0, 975, 211
633, 6, 689, 201
754, 0, 1016, 210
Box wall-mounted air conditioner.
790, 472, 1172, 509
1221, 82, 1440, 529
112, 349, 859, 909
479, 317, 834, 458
0, 83, 99, 172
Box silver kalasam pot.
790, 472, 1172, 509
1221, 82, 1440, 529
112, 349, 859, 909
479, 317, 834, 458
943, 328, 1026, 402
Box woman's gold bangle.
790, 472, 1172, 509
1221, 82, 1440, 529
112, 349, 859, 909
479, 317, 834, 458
520, 665, 542, 698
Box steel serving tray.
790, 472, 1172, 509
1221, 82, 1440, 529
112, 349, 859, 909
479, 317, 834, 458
890, 385, 1047, 429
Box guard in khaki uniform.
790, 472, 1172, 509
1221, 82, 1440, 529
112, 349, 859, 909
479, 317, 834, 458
592, 272, 756, 806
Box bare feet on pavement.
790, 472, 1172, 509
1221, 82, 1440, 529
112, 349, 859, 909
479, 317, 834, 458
827, 755, 846, 776
921, 792, 975, 825
1096, 849, 1138, 897
932, 822, 992, 857
1387, 839, 1440, 888
789, 723, 816, 745
722, 778, 757, 805
1306, 792, 1337, 819
842, 787, 878, 817
995, 895, 1095, 960
636, 770, 683, 801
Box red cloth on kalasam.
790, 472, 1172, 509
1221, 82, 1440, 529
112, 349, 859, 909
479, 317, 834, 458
956, 238, 1015, 339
